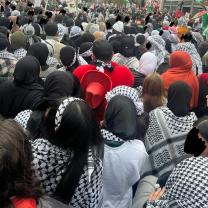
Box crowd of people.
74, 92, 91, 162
0, 1, 208, 208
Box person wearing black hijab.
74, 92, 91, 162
15, 71, 83, 139
27, 42, 57, 78
103, 95, 138, 141
101, 95, 148, 208
167, 81, 192, 117
59, 46, 79, 72
0, 56, 43, 118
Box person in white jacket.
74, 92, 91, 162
101, 95, 148, 208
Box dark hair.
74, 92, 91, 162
181, 32, 193, 42
92, 40, 113, 62
45, 99, 103, 203
124, 16, 130, 23
44, 23, 58, 36
11, 5, 16, 11
146, 42, 152, 50
0, 120, 42, 208
144, 25, 148, 32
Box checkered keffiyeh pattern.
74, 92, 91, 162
15, 109, 33, 129
147, 35, 168, 66
147, 156, 208, 208
0, 50, 17, 77
101, 129, 124, 143
144, 106, 197, 177
32, 138, 103, 208
58, 24, 68, 39
112, 53, 140, 71
105, 85, 144, 116
55, 97, 83, 131
14, 48, 27, 60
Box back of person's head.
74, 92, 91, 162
110, 40, 121, 54
43, 71, 83, 106
181, 32, 193, 42
14, 56, 40, 85
10, 31, 27, 50
0, 26, 9, 38
167, 81, 192, 117
124, 16, 130, 23
120, 36, 136, 57
60, 46, 78, 71
45, 97, 103, 149
0, 17, 10, 29
0, 32, 9, 51
135, 33, 146, 46
143, 73, 165, 113
44, 22, 58, 37
27, 43, 49, 68
92, 40, 113, 62
11, 5, 16, 11
103, 95, 138, 141
54, 14, 63, 24
0, 120, 42, 207
64, 17, 74, 28
169, 50, 192, 69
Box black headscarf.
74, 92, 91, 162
27, 42, 49, 70
103, 95, 138, 141
43, 71, 83, 102
27, 71, 83, 140
14, 56, 41, 86
167, 81, 192, 117
0, 56, 43, 118
60, 46, 78, 71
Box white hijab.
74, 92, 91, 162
138, 52, 158, 76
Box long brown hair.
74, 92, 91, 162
143, 72, 165, 113
0, 120, 42, 208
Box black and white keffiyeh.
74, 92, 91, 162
95, 59, 113, 73
0, 49, 17, 60
32, 138, 103, 207
15, 109, 33, 129
101, 129, 124, 143
176, 42, 202, 75
144, 106, 197, 177
14, 48, 27, 60
105, 85, 144, 115
147, 156, 208, 208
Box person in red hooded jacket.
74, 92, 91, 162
73, 40, 134, 88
